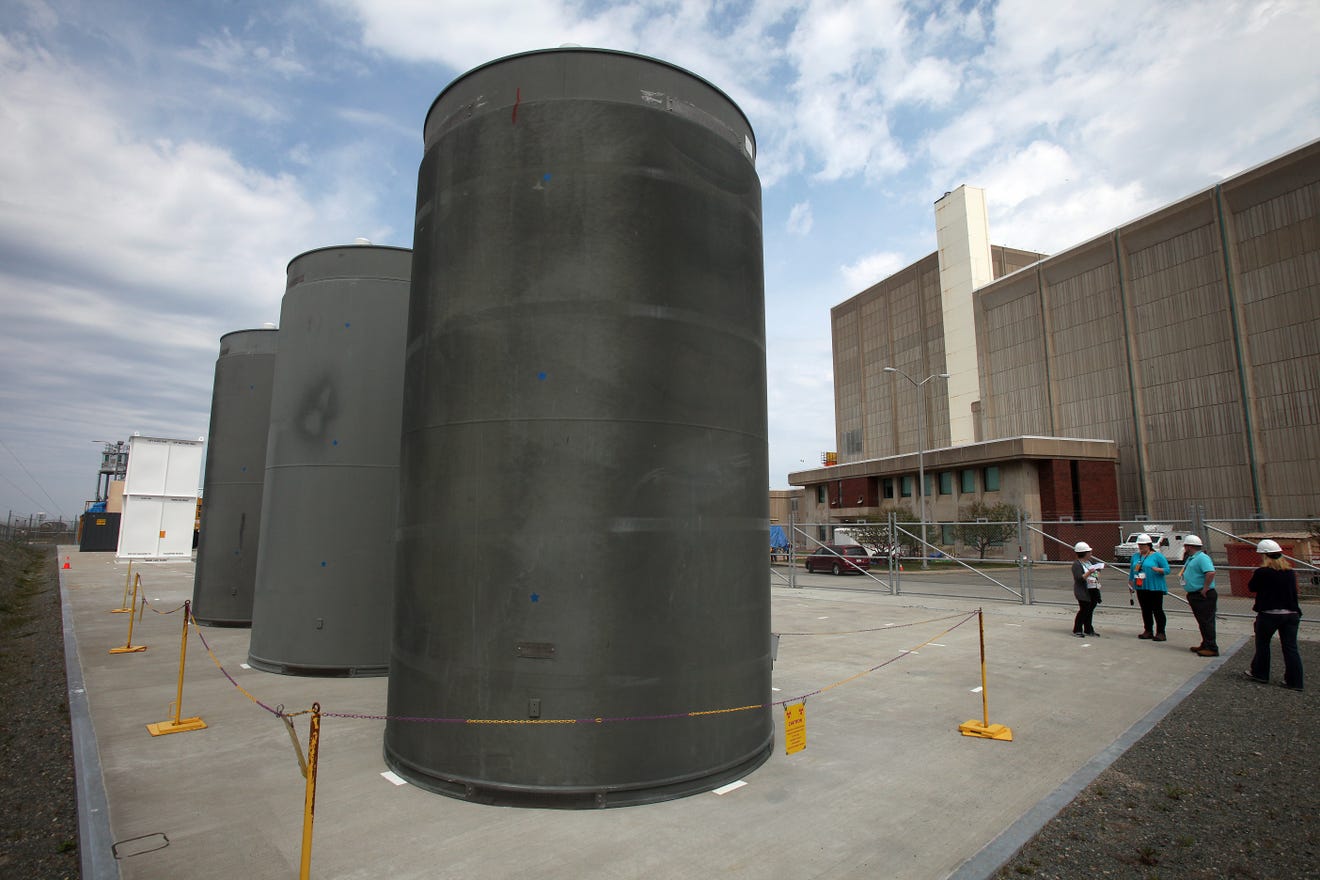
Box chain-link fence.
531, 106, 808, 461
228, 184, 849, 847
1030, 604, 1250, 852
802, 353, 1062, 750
1, 514, 77, 545
772, 511, 1320, 623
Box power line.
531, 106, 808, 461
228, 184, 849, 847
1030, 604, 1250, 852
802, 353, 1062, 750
0, 468, 44, 510
0, 436, 66, 518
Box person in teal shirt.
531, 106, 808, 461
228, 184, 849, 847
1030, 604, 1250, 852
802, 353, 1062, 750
1128, 534, 1169, 640
1181, 535, 1219, 656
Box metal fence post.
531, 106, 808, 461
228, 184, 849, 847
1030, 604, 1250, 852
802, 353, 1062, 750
788, 506, 797, 590
1018, 511, 1030, 604
889, 510, 900, 596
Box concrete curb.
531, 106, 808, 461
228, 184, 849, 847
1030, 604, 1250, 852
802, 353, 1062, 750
945, 633, 1251, 880
58, 552, 122, 880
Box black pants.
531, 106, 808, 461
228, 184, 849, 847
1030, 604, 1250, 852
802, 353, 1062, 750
1251, 612, 1303, 689
1187, 588, 1218, 651
1135, 589, 1166, 635
1074, 589, 1100, 634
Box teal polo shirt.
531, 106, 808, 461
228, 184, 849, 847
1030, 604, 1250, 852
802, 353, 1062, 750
1182, 550, 1215, 591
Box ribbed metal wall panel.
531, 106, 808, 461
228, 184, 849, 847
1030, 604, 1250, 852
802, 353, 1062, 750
1120, 200, 1254, 517
1225, 167, 1320, 517
973, 140, 1320, 518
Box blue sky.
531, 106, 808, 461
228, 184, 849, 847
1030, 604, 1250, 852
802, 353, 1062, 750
1, 0, 1317, 521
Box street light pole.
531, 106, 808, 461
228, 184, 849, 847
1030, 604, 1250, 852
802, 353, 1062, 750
884, 367, 950, 570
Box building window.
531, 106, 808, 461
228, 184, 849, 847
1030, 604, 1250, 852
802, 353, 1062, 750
961, 469, 976, 493
816, 485, 827, 504
941, 524, 956, 545
925, 473, 934, 498
901, 475, 913, 497
983, 466, 1001, 492
882, 478, 894, 499
939, 472, 953, 495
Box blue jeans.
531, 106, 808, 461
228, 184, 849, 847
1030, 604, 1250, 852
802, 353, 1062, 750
1251, 613, 1303, 689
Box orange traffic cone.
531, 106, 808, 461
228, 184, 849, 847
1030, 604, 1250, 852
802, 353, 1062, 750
63, 556, 71, 569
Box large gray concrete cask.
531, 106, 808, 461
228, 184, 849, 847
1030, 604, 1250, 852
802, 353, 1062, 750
192, 328, 277, 626
385, 48, 772, 807
248, 245, 411, 676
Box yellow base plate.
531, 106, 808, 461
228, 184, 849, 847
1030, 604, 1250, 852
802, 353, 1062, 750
110, 608, 132, 614
959, 720, 1014, 741
109, 645, 147, 654
147, 717, 207, 736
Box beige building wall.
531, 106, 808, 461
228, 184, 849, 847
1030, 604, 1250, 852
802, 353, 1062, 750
832, 247, 1043, 466
974, 140, 1320, 519
936, 186, 995, 447
769, 489, 803, 525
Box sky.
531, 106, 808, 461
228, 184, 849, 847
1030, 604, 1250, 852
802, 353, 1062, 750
1, 0, 1317, 523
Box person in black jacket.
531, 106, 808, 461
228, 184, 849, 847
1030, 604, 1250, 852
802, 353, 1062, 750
1071, 541, 1102, 638
1243, 539, 1303, 691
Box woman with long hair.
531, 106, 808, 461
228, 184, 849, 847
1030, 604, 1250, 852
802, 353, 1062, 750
1243, 539, 1304, 691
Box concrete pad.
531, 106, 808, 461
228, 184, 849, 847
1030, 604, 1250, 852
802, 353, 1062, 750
58, 547, 1255, 879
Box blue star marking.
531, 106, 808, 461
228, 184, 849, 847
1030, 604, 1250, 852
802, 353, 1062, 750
530, 593, 540, 603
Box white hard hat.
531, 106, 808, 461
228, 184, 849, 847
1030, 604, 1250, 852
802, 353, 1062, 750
1183, 534, 1202, 546
1136, 533, 1152, 545
1073, 541, 1092, 553
1257, 539, 1282, 555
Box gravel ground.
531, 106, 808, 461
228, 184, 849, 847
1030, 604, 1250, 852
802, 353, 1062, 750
0, 542, 79, 880
1, 540, 1316, 879
996, 636, 1319, 880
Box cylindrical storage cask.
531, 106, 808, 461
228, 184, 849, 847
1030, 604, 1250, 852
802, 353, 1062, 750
192, 328, 278, 625
385, 49, 771, 807
248, 245, 411, 676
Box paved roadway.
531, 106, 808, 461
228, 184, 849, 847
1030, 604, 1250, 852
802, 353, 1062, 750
61, 547, 1269, 880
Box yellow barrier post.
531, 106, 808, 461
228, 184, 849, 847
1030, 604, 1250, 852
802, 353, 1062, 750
147, 600, 207, 736
109, 574, 148, 654
299, 703, 321, 880
111, 560, 134, 613
958, 609, 1013, 741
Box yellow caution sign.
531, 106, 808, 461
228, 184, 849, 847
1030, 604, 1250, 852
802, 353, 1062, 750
784, 703, 806, 755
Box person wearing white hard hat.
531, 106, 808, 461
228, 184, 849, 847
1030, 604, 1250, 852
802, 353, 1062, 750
1071, 541, 1102, 638
1128, 534, 1170, 641
1244, 539, 1303, 690
1180, 535, 1219, 656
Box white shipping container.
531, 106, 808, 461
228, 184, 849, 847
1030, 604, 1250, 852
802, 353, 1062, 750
117, 435, 203, 561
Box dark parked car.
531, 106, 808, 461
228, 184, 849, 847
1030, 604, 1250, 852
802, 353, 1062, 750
804, 544, 873, 575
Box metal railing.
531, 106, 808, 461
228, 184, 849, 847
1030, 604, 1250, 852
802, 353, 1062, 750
771, 510, 1320, 621
1, 514, 78, 545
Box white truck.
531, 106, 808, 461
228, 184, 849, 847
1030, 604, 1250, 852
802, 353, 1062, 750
1113, 525, 1192, 563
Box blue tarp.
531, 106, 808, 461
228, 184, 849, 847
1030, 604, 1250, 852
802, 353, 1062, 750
769, 525, 789, 550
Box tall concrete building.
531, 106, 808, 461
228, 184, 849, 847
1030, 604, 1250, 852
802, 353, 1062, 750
831, 216, 1043, 463
802, 138, 1320, 523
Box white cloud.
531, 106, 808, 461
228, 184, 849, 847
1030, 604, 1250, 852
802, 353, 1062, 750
920, 0, 1320, 251
4, 0, 1319, 512
181, 30, 309, 78
326, 0, 644, 70
0, 29, 386, 515
786, 201, 813, 236
972, 140, 1077, 211
888, 56, 961, 107
990, 179, 1152, 255
840, 251, 907, 290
